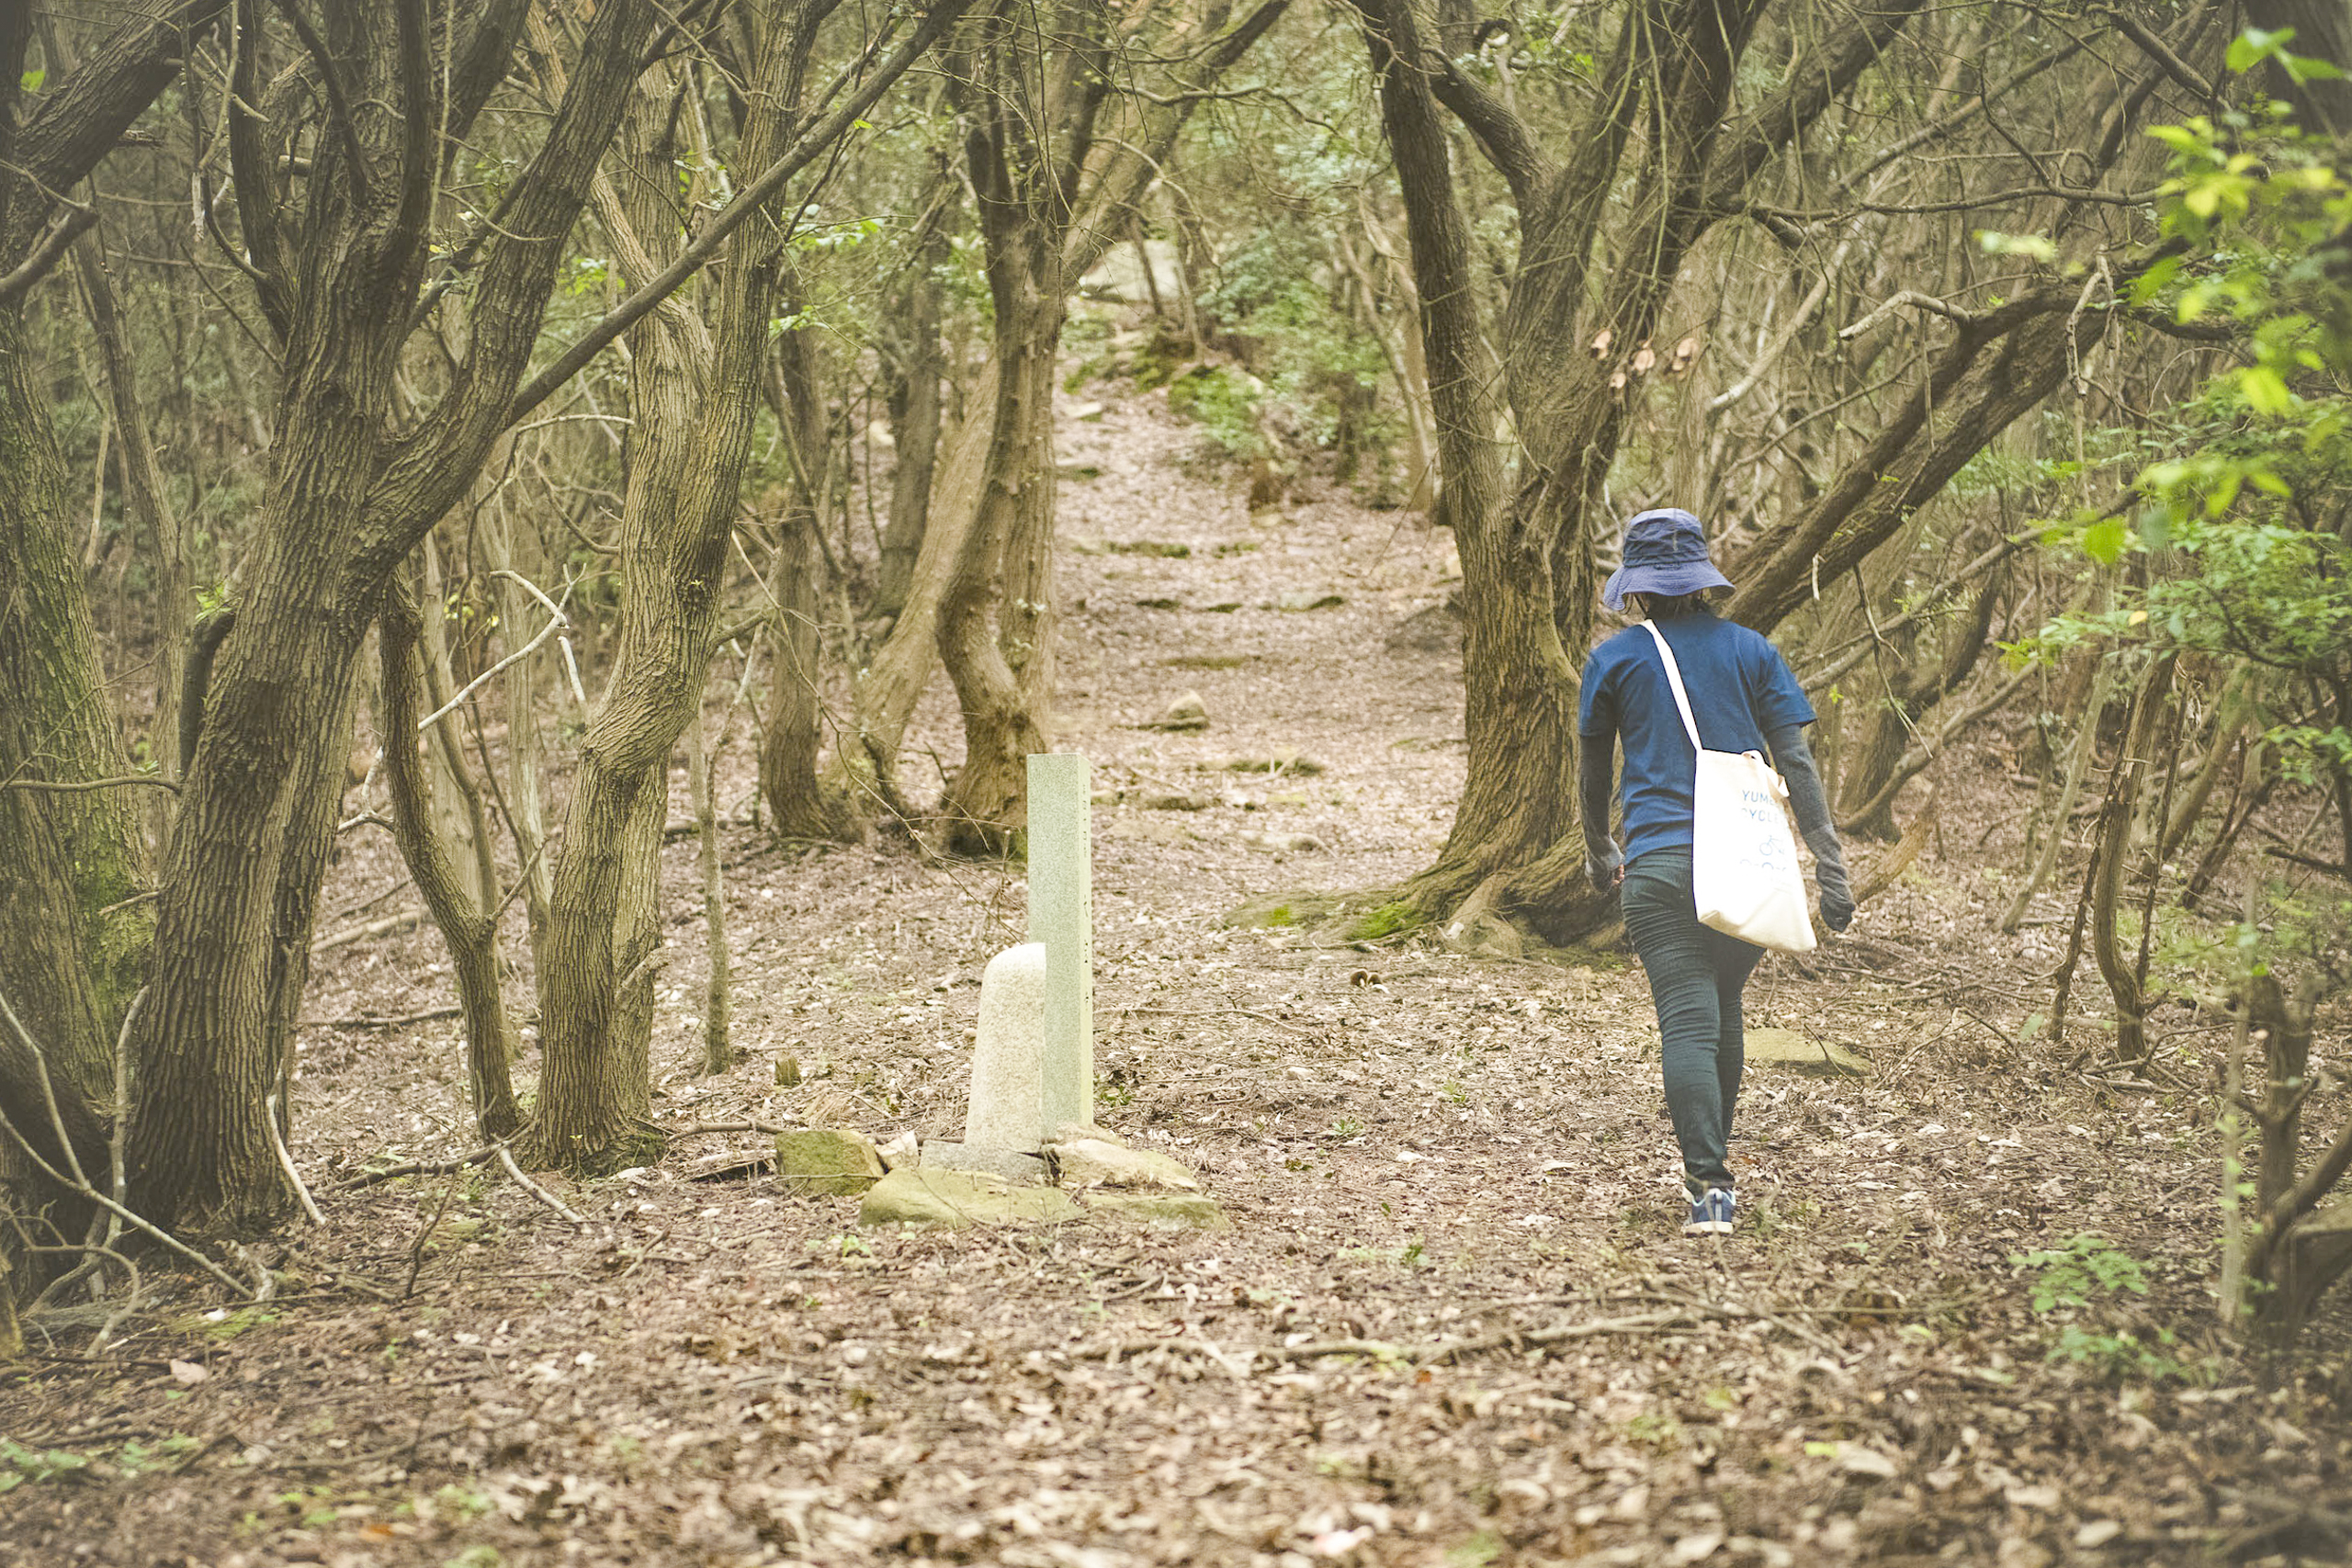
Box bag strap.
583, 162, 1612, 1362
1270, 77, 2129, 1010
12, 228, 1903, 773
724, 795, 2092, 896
1639, 621, 1705, 752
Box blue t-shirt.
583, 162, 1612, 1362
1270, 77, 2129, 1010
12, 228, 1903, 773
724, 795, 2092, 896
1577, 612, 1815, 863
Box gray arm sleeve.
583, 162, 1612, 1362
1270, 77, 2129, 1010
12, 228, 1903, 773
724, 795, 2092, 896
1577, 732, 1620, 876
1765, 721, 1849, 896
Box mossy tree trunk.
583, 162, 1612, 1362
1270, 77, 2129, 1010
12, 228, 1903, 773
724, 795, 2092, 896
0, 3, 226, 1227
121, 0, 660, 1228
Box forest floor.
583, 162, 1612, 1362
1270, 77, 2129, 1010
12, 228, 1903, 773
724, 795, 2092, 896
4, 378, 2351, 1568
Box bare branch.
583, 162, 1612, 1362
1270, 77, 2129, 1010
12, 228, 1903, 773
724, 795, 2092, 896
1, 773, 182, 796
0, 204, 98, 303
10, 0, 231, 209
267, 0, 373, 209
1838, 288, 1983, 341
1701, 0, 1931, 217
2106, 6, 2221, 107
493, 0, 974, 431
1425, 46, 1549, 207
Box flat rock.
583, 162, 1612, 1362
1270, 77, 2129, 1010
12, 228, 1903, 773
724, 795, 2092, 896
921, 1142, 1049, 1183
875, 1131, 919, 1170
1745, 1026, 1871, 1077
687, 1148, 775, 1183
1143, 691, 1210, 732
1218, 750, 1325, 775
1385, 600, 1464, 654
1141, 791, 1213, 811
775, 1129, 886, 1196
1046, 1136, 1199, 1191
860, 1167, 1080, 1228
1081, 1192, 1231, 1229
1238, 829, 1325, 854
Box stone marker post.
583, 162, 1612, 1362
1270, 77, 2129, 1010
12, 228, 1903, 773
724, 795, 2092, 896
1027, 752, 1093, 1133
964, 943, 1048, 1150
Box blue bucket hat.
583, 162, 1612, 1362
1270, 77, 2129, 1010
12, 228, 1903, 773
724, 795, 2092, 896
1600, 508, 1734, 613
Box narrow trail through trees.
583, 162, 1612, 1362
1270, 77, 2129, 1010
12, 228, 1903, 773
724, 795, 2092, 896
2, 389, 2340, 1567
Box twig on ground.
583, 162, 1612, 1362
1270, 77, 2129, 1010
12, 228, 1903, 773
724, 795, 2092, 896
311, 908, 423, 953
302, 1006, 464, 1031
266, 1093, 326, 1226
336, 1145, 499, 1189
403, 1170, 464, 1299
495, 1144, 585, 1225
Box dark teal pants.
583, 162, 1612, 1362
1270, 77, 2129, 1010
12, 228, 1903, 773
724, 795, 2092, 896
1620, 846, 1763, 1195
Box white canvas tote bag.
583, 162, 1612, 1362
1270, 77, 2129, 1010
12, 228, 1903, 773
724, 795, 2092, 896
1640, 623, 1817, 954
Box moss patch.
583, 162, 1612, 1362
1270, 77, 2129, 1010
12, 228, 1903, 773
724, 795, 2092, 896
1222, 892, 1340, 930
1346, 900, 1422, 941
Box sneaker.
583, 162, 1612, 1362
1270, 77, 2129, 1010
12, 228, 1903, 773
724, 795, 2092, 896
1683, 1186, 1736, 1235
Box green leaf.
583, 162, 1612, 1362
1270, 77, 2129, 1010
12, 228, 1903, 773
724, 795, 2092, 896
19, 69, 43, 93
2083, 516, 2130, 564
1978, 230, 2059, 262
2227, 27, 2294, 74
2239, 364, 2295, 416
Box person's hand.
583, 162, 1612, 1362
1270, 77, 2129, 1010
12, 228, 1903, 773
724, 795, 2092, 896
1584, 841, 1624, 895
1819, 886, 1855, 933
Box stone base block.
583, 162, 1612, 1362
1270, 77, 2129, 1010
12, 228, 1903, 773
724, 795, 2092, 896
775, 1129, 886, 1196
860, 1167, 1079, 1228
1046, 1136, 1199, 1191
921, 1142, 1049, 1184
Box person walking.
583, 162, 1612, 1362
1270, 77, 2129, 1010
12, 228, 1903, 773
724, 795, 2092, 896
1577, 509, 1853, 1236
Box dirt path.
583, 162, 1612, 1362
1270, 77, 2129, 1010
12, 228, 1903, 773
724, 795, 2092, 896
4, 388, 2346, 1568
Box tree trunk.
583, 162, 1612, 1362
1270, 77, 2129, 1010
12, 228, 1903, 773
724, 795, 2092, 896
378, 584, 521, 1141
2087, 653, 2176, 1066
875, 206, 948, 620
74, 235, 188, 840
1838, 563, 2005, 837
126, 0, 662, 1225
760, 502, 855, 839
937, 276, 1060, 853
759, 303, 855, 840
844, 0, 1287, 819
0, 298, 153, 1122
834, 362, 997, 808
530, 6, 825, 1170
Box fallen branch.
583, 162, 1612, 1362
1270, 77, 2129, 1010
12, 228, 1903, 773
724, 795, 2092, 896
496, 1144, 585, 1225
266, 1093, 326, 1227
311, 909, 423, 953
335, 1145, 499, 1190
1080, 1304, 1718, 1370
301, 1006, 464, 1031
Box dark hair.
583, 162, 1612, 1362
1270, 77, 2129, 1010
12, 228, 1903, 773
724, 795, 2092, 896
1630, 589, 1721, 620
